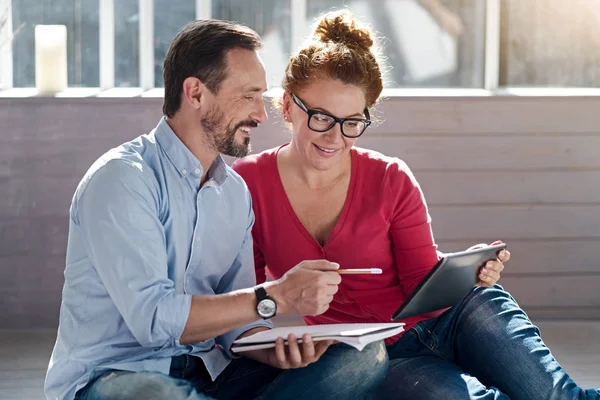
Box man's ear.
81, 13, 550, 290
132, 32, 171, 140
182, 77, 206, 110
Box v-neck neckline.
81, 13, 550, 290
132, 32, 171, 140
272, 143, 358, 250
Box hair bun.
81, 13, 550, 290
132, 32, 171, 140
313, 10, 374, 50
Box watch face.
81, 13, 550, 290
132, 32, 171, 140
257, 299, 276, 318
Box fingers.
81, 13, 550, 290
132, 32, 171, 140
320, 271, 342, 286
467, 243, 488, 250
485, 260, 504, 274
301, 260, 340, 271
468, 241, 510, 264
274, 337, 288, 368
280, 260, 343, 316
479, 270, 501, 286
286, 334, 303, 368
479, 260, 504, 286
300, 334, 316, 363
465, 241, 509, 287
488, 241, 510, 262
270, 335, 334, 369
324, 284, 339, 296
498, 249, 511, 263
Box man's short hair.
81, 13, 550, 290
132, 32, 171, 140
162, 20, 262, 118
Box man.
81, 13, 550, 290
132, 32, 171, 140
44, 20, 387, 400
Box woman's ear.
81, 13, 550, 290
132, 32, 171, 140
282, 91, 293, 122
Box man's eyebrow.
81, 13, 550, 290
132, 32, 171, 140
245, 86, 267, 93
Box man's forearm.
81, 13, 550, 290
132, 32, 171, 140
180, 288, 259, 345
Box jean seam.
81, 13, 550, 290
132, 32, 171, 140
427, 329, 438, 351
414, 322, 450, 362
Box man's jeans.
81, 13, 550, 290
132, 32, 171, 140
75, 340, 388, 400
373, 285, 600, 400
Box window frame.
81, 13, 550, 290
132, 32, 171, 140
1, 0, 599, 98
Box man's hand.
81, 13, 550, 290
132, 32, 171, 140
267, 260, 341, 316
242, 333, 335, 369
468, 240, 511, 287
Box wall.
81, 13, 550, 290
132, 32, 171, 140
1, 95, 599, 329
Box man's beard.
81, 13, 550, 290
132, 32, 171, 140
201, 105, 255, 158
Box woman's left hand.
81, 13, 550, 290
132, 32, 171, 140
468, 240, 511, 287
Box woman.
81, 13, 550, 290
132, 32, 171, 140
232, 10, 599, 400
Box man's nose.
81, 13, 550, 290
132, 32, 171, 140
251, 98, 268, 125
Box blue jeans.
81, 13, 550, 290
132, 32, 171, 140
371, 285, 600, 400
75, 341, 388, 400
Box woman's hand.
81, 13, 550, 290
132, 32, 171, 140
468, 240, 511, 287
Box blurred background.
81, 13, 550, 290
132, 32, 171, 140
3, 0, 600, 90
1, 1, 600, 398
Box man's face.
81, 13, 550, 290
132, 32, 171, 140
201, 48, 268, 158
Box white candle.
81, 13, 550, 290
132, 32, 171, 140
35, 25, 67, 94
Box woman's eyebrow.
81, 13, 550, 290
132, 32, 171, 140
307, 104, 364, 118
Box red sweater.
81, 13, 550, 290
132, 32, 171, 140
232, 145, 442, 344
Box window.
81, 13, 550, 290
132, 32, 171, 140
153, 0, 195, 87
499, 0, 600, 87
212, 0, 291, 89
3, 0, 600, 91
114, 1, 139, 87
305, 0, 486, 88
11, 0, 99, 87
113, 0, 197, 88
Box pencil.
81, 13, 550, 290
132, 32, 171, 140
337, 268, 382, 275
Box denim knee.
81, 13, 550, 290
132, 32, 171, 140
258, 341, 388, 400
84, 370, 209, 400
457, 285, 537, 336
327, 340, 389, 395
463, 285, 515, 315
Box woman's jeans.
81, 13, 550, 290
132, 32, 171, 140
372, 285, 600, 400
75, 340, 388, 400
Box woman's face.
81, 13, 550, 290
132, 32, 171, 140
283, 79, 368, 172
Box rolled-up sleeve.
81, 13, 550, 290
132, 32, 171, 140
215, 195, 273, 357
74, 160, 191, 349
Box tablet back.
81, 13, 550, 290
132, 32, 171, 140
391, 244, 507, 321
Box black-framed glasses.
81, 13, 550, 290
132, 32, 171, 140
291, 93, 372, 138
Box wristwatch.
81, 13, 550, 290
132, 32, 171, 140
254, 286, 277, 319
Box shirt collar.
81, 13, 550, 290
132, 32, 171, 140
154, 117, 228, 186
207, 156, 228, 186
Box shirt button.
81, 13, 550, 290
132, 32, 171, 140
181, 169, 187, 175
194, 168, 201, 175
195, 237, 200, 242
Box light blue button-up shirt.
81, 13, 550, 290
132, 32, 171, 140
45, 117, 272, 400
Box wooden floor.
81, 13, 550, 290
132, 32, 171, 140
1, 320, 599, 400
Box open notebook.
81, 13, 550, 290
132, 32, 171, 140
231, 323, 405, 353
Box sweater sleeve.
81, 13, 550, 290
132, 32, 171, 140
387, 159, 442, 297
253, 240, 268, 284
232, 158, 268, 285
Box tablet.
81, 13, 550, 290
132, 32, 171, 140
391, 243, 507, 321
